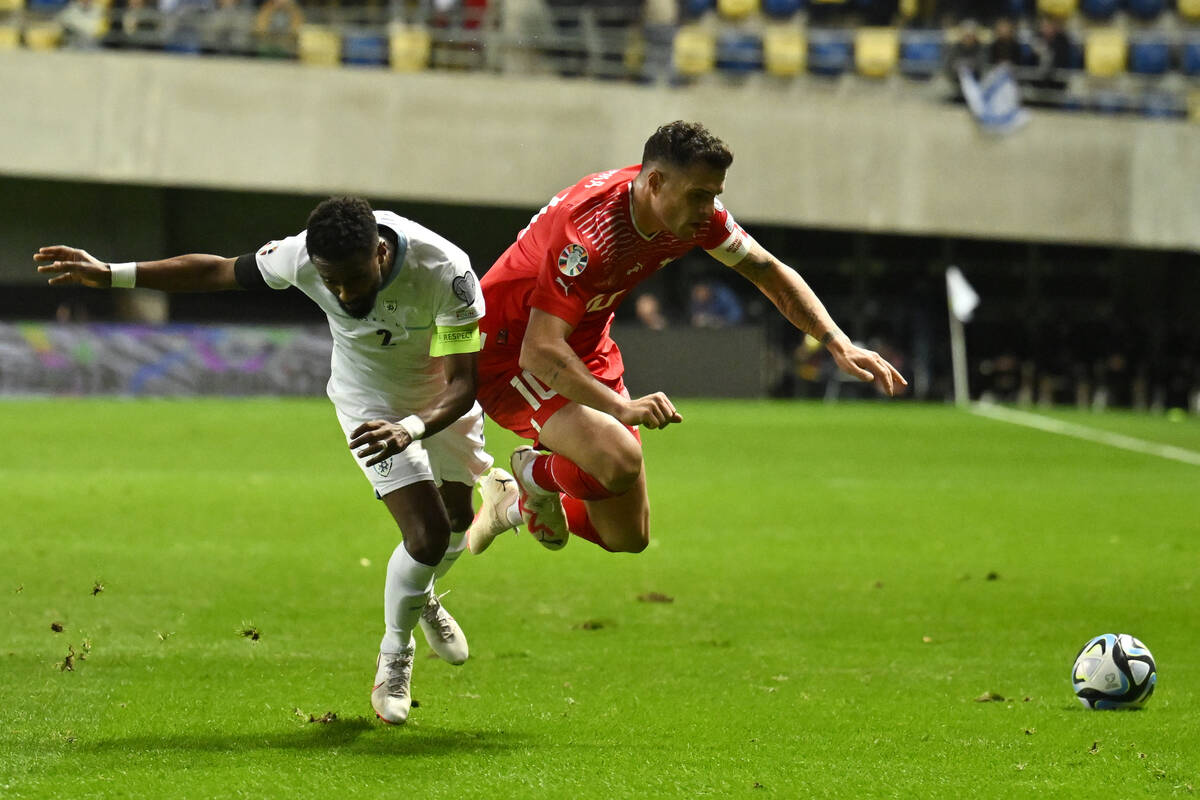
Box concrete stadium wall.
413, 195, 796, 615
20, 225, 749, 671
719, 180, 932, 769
1, 48, 1197, 252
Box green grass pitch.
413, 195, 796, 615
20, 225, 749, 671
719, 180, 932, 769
2, 399, 1198, 798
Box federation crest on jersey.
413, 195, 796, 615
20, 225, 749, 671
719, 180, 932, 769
452, 271, 477, 305
384, 300, 398, 314
558, 243, 589, 277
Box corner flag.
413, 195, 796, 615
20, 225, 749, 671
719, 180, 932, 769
945, 266, 979, 407
946, 265, 980, 322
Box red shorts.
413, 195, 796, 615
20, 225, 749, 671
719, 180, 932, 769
478, 353, 632, 446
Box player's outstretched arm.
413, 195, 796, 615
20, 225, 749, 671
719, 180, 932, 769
520, 308, 682, 430
727, 242, 908, 397
35, 246, 241, 292
349, 349, 481, 467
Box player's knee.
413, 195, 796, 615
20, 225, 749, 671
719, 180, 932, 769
596, 443, 643, 494
403, 521, 451, 566
608, 527, 650, 553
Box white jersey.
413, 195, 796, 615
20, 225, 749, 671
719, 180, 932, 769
253, 210, 485, 416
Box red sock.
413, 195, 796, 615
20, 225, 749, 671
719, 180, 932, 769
531, 453, 616, 501
562, 496, 614, 552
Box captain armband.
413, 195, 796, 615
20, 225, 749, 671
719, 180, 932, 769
428, 322, 481, 357
705, 227, 757, 267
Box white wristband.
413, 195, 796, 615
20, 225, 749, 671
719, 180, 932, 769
397, 414, 425, 441
108, 262, 137, 289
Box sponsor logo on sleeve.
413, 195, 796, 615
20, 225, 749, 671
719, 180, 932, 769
452, 271, 477, 305
558, 243, 589, 277
257, 242, 280, 257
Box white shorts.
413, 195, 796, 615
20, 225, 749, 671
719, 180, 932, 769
335, 401, 493, 498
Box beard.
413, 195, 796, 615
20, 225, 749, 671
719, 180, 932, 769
339, 292, 378, 319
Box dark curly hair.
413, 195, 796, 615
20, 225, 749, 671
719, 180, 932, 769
306, 196, 378, 264
641, 121, 733, 171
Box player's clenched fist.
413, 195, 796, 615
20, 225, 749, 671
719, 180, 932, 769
618, 392, 682, 430
34, 246, 114, 288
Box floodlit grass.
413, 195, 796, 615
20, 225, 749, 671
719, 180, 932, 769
1, 399, 1197, 798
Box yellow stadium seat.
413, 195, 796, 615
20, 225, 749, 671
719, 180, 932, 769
298, 25, 341, 67
389, 25, 430, 71
0, 0, 23, 12
717, 0, 758, 20
1179, 0, 1200, 19
673, 25, 715, 76
1085, 29, 1126, 77
763, 25, 805, 76
855, 27, 899, 78
0, 25, 18, 47
24, 23, 63, 49
1037, 0, 1077, 18
899, 0, 918, 17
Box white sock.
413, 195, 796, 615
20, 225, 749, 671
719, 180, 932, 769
434, 531, 467, 580
380, 543, 436, 654
505, 501, 523, 528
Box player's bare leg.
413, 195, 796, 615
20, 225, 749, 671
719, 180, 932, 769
536, 401, 651, 553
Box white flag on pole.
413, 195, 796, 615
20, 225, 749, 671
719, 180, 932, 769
946, 266, 980, 323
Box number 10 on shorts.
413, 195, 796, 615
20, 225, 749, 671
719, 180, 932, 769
510, 369, 557, 410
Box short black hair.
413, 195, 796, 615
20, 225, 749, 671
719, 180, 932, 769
641, 121, 733, 171
306, 196, 378, 264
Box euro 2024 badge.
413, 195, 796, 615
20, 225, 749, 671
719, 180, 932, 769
558, 243, 588, 277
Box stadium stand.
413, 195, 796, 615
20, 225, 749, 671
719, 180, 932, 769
1, 0, 1195, 120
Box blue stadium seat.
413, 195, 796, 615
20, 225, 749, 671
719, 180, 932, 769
761, 0, 803, 18
1125, 0, 1165, 19
807, 29, 853, 76
342, 31, 388, 66
1128, 38, 1170, 75
1080, 0, 1118, 19
1182, 39, 1200, 76
1007, 0, 1032, 15
682, 0, 716, 18
25, 0, 69, 12
716, 30, 763, 72
899, 29, 943, 78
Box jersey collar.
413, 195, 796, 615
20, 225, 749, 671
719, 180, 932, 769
627, 182, 658, 242
378, 224, 408, 291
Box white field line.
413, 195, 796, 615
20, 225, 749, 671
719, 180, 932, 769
969, 403, 1200, 467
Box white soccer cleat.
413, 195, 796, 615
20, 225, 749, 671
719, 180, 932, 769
419, 590, 468, 665
371, 640, 415, 725
510, 446, 569, 551
467, 468, 520, 555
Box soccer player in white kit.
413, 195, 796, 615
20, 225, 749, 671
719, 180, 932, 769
35, 197, 491, 725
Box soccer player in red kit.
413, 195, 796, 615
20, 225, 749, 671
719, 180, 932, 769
467, 121, 906, 555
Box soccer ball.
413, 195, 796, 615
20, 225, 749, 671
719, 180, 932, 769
1071, 633, 1156, 710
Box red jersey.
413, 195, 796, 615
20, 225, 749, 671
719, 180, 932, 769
480, 165, 750, 378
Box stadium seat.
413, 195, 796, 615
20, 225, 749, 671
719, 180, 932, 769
389, 25, 430, 71
1182, 38, 1200, 76
1084, 29, 1126, 78
1125, 0, 1165, 20
808, 29, 853, 76
899, 29, 943, 79
854, 26, 898, 78
716, 29, 763, 72
763, 25, 805, 75
897, 0, 917, 17
298, 25, 341, 67
1180, 0, 1200, 20
761, 0, 802, 19
672, 25, 716, 76
1036, 0, 1076, 18
1079, 0, 1118, 20
0, 24, 18, 47
0, 0, 22, 12
682, 0, 716, 18
342, 31, 388, 66
1127, 37, 1169, 75
717, 0, 759, 20
24, 22, 63, 49
25, 0, 68, 12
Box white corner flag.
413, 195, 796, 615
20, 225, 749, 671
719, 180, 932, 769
946, 265, 980, 322
945, 266, 979, 407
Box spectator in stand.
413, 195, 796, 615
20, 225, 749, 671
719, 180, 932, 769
58, 0, 109, 48
254, 0, 303, 58
945, 19, 985, 82
689, 280, 743, 328
206, 0, 253, 54
634, 292, 667, 330
989, 17, 1019, 67
160, 0, 213, 49
1031, 16, 1072, 91
115, 0, 159, 48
